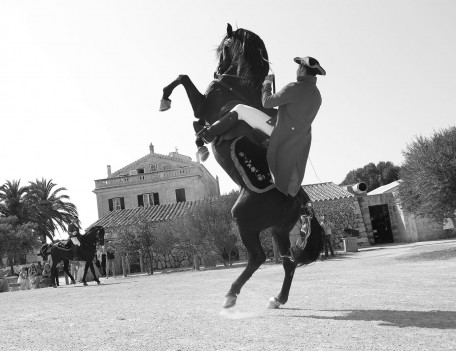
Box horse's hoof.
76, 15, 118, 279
159, 99, 171, 111
97, 281, 101, 285
223, 295, 237, 309
52, 285, 57, 289
71, 281, 76, 285
83, 282, 88, 286
267, 297, 282, 309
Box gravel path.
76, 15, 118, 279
1, 239, 455, 351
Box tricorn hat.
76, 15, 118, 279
294, 56, 326, 75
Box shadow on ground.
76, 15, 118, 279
395, 247, 456, 262
301, 309, 456, 329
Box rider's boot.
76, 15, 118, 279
193, 111, 239, 144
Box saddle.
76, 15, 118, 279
230, 136, 275, 193
57, 240, 72, 249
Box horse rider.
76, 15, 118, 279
68, 216, 82, 261
195, 56, 325, 200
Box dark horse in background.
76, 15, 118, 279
40, 226, 105, 287
161, 24, 323, 309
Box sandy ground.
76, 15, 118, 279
1, 239, 455, 351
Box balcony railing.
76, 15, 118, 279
94, 167, 200, 189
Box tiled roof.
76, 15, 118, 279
88, 182, 352, 230
302, 182, 354, 202
87, 200, 205, 230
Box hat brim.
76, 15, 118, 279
294, 57, 326, 76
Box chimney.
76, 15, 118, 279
149, 143, 154, 154
107, 165, 112, 177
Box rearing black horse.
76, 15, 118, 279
40, 226, 105, 287
161, 24, 323, 309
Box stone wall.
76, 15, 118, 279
151, 248, 194, 270
312, 198, 370, 249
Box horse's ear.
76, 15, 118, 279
227, 23, 233, 38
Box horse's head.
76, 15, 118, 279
38, 243, 51, 261
215, 23, 270, 88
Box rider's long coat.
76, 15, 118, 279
262, 76, 322, 196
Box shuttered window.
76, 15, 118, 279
109, 197, 125, 211
138, 193, 159, 207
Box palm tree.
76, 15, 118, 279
0, 180, 30, 223
26, 178, 78, 242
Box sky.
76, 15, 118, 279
1, 0, 455, 236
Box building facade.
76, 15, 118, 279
93, 143, 220, 220
366, 180, 449, 243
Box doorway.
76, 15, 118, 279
369, 204, 394, 244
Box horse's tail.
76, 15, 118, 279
294, 213, 323, 267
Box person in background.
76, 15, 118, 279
95, 245, 105, 277
320, 214, 335, 258
40, 263, 52, 288
105, 243, 116, 279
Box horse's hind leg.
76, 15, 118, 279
88, 262, 101, 285
82, 263, 90, 286
268, 225, 296, 309
223, 230, 266, 308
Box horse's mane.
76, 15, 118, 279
216, 27, 270, 89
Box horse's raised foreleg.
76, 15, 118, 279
268, 226, 297, 309
161, 75, 205, 116
223, 231, 266, 308
50, 257, 59, 288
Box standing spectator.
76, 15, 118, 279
105, 243, 116, 278
320, 214, 335, 258
36, 261, 43, 276
96, 245, 105, 277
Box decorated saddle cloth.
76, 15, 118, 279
230, 137, 275, 193
57, 240, 72, 249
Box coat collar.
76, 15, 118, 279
297, 75, 317, 83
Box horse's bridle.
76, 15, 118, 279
281, 207, 314, 263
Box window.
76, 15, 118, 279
149, 164, 157, 172
153, 192, 160, 206
137, 168, 144, 174
138, 192, 160, 207
175, 188, 186, 203
109, 197, 125, 211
